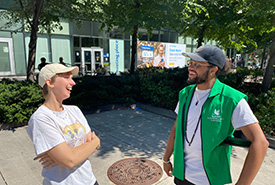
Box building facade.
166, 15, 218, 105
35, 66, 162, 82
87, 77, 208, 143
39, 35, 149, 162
0, 2, 219, 78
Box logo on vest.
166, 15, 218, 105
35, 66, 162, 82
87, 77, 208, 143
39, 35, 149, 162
214, 109, 220, 116
207, 109, 223, 122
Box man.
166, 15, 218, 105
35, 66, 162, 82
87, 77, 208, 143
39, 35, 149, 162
59, 57, 67, 66
38, 57, 48, 71
153, 44, 166, 68
163, 45, 269, 185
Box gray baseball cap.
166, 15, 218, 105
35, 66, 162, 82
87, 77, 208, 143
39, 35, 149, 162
182, 45, 225, 69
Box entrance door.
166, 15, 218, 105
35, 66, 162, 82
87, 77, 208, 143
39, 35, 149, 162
0, 38, 15, 75
80, 47, 104, 76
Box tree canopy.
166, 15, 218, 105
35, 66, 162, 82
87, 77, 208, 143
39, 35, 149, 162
1, 0, 103, 81
176, 0, 275, 51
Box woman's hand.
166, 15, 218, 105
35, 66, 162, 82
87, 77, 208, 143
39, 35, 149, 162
86, 131, 101, 152
34, 153, 57, 168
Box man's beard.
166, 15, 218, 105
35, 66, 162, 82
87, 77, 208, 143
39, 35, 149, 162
187, 69, 210, 85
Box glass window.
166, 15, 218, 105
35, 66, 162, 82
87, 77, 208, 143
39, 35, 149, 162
82, 37, 93, 47
109, 28, 123, 39
51, 35, 72, 65
186, 46, 192, 53
74, 37, 80, 47
92, 22, 104, 37
51, 19, 70, 35
25, 34, 51, 71
0, 2, 14, 9
0, 10, 22, 32
138, 28, 148, 41
0, 42, 10, 72
72, 21, 91, 36
178, 36, 185, 44
170, 31, 178, 43
206, 39, 211, 45
124, 41, 131, 69
103, 38, 109, 53
138, 33, 148, 41
0, 38, 15, 75
13, 32, 26, 74
186, 37, 193, 45
160, 30, 169, 42
81, 37, 104, 48
149, 30, 159, 42
0, 31, 11, 38
124, 32, 130, 40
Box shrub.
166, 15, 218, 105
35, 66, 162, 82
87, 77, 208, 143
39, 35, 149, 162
0, 79, 43, 125
253, 88, 275, 136
137, 67, 188, 109
64, 74, 140, 110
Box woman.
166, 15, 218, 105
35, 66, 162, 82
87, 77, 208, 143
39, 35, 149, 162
27, 63, 100, 185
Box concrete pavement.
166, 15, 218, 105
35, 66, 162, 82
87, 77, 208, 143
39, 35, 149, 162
0, 104, 274, 185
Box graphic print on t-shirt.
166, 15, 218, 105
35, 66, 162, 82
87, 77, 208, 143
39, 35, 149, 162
59, 120, 87, 148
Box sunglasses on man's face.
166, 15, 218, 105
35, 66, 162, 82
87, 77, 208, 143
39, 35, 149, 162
187, 60, 213, 68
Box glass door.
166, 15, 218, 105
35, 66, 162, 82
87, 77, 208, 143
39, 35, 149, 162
81, 48, 95, 76
0, 38, 15, 75
92, 48, 104, 73
81, 47, 104, 76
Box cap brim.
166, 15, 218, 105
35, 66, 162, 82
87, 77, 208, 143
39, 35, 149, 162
182, 52, 207, 62
56, 66, 79, 76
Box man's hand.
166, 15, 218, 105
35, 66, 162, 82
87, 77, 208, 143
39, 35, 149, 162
163, 162, 173, 177
157, 60, 165, 68
34, 153, 57, 168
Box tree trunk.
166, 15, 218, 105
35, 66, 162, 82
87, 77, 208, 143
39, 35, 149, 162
26, 0, 44, 81
27, 29, 38, 81
130, 24, 138, 74
197, 25, 207, 48
260, 44, 267, 70
261, 32, 275, 93
130, 1, 140, 74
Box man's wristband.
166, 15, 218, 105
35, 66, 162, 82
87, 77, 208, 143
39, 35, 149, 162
163, 159, 170, 163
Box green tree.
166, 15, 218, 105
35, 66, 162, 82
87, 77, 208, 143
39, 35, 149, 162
177, 0, 274, 92
0, 0, 103, 81
100, 0, 182, 74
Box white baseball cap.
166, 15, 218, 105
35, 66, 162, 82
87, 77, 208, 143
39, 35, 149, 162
38, 63, 79, 87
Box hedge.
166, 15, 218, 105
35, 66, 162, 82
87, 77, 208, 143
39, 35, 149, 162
0, 67, 274, 135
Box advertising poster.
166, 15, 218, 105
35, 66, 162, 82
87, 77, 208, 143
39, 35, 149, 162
109, 39, 124, 74
137, 41, 186, 68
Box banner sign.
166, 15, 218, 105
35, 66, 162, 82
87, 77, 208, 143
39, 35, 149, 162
110, 39, 124, 74
137, 41, 186, 68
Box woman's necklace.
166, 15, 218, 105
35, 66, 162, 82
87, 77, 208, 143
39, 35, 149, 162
195, 90, 209, 106
43, 103, 68, 120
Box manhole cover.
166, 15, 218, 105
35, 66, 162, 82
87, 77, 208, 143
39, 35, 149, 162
107, 158, 163, 185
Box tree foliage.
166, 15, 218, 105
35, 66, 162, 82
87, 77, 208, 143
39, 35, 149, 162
173, 0, 275, 92
0, 0, 103, 81
176, 0, 275, 51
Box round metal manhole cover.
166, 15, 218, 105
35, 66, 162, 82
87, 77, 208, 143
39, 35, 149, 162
107, 158, 163, 185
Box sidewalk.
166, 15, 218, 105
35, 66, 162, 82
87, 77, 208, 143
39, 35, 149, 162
0, 105, 274, 185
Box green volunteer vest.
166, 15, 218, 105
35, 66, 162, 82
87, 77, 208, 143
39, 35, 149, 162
173, 79, 247, 185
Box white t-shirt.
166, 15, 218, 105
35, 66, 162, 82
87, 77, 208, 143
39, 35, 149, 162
174, 87, 258, 184
27, 105, 96, 185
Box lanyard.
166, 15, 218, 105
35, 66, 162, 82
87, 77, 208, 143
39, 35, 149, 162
185, 114, 202, 146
